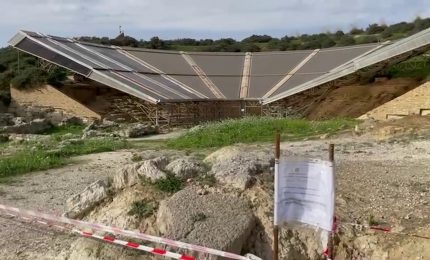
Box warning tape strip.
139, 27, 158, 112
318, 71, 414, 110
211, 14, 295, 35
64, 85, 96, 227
340, 222, 430, 240
1, 212, 195, 260
0, 204, 256, 260
76, 230, 195, 260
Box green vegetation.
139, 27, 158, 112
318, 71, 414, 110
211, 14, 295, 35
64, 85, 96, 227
0, 47, 67, 106
154, 175, 183, 193
127, 200, 157, 219
387, 55, 430, 80
43, 124, 86, 140
76, 17, 430, 52
167, 117, 356, 149
0, 137, 129, 180
368, 214, 379, 226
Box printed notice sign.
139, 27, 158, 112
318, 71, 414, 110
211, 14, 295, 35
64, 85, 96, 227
274, 159, 334, 231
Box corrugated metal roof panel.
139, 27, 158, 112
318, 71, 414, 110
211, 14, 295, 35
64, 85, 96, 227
190, 54, 245, 99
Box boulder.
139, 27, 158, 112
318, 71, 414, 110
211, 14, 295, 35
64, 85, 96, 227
204, 145, 273, 190
11, 116, 26, 126
165, 157, 205, 179
1, 118, 52, 134
0, 113, 14, 127
0, 134, 9, 143
81, 129, 99, 139
64, 179, 110, 219
60, 116, 84, 126
156, 188, 255, 259
121, 123, 158, 138
113, 157, 168, 189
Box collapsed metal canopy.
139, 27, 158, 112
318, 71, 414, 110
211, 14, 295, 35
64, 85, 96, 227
8, 29, 430, 105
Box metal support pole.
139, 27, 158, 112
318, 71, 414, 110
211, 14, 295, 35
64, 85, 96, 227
155, 106, 159, 127
328, 143, 335, 260
273, 132, 281, 260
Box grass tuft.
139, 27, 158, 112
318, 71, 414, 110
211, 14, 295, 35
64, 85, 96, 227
154, 175, 183, 193
128, 200, 157, 219
167, 117, 356, 149
0, 138, 129, 180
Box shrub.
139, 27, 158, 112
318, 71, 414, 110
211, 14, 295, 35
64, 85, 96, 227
128, 200, 157, 219
154, 175, 183, 193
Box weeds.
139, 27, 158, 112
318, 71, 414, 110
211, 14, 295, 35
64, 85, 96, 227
167, 117, 356, 149
0, 138, 129, 179
43, 124, 85, 140
154, 175, 183, 193
197, 174, 217, 187
131, 154, 143, 162
368, 214, 379, 226
128, 200, 157, 219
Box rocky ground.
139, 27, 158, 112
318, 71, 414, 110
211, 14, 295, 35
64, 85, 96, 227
1, 118, 430, 259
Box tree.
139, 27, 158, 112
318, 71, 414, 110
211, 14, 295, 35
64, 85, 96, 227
242, 43, 261, 52
321, 38, 336, 48
413, 17, 430, 32
337, 35, 355, 46
149, 37, 165, 49
366, 23, 387, 34
242, 34, 273, 43
356, 35, 379, 44
350, 27, 364, 35
333, 30, 345, 40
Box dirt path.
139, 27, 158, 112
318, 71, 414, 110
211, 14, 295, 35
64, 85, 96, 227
0, 150, 132, 260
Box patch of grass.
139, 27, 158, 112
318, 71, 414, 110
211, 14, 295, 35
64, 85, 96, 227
127, 200, 157, 219
368, 214, 379, 226
53, 138, 129, 157
197, 173, 217, 187
167, 117, 356, 149
0, 138, 130, 180
43, 124, 85, 136
154, 175, 183, 193
0, 149, 65, 179
131, 154, 143, 162
387, 55, 430, 80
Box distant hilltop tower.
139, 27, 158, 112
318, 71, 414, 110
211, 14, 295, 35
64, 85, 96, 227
119, 26, 125, 37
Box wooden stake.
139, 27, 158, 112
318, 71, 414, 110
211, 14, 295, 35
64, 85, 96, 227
328, 143, 335, 260
273, 132, 281, 260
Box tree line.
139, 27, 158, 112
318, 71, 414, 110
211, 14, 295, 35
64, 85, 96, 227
77, 17, 430, 52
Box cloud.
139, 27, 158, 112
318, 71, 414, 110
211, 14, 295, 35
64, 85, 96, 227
1, 0, 429, 45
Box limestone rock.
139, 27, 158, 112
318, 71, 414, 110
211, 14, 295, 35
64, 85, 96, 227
205, 145, 273, 190
65, 179, 110, 219
113, 157, 168, 189
0, 113, 14, 127
0, 134, 9, 143
165, 157, 205, 179
12, 116, 25, 126
156, 188, 255, 259
60, 116, 84, 126
121, 123, 158, 138
1, 118, 52, 134
81, 129, 98, 139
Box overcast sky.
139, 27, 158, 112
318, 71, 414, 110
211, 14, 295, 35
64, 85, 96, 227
1, 0, 429, 46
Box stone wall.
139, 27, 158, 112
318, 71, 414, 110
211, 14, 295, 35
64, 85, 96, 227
359, 81, 430, 120
10, 85, 101, 122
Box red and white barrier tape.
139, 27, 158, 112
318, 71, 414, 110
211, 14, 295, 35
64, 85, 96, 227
1, 211, 195, 260
76, 230, 195, 260
0, 204, 260, 260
